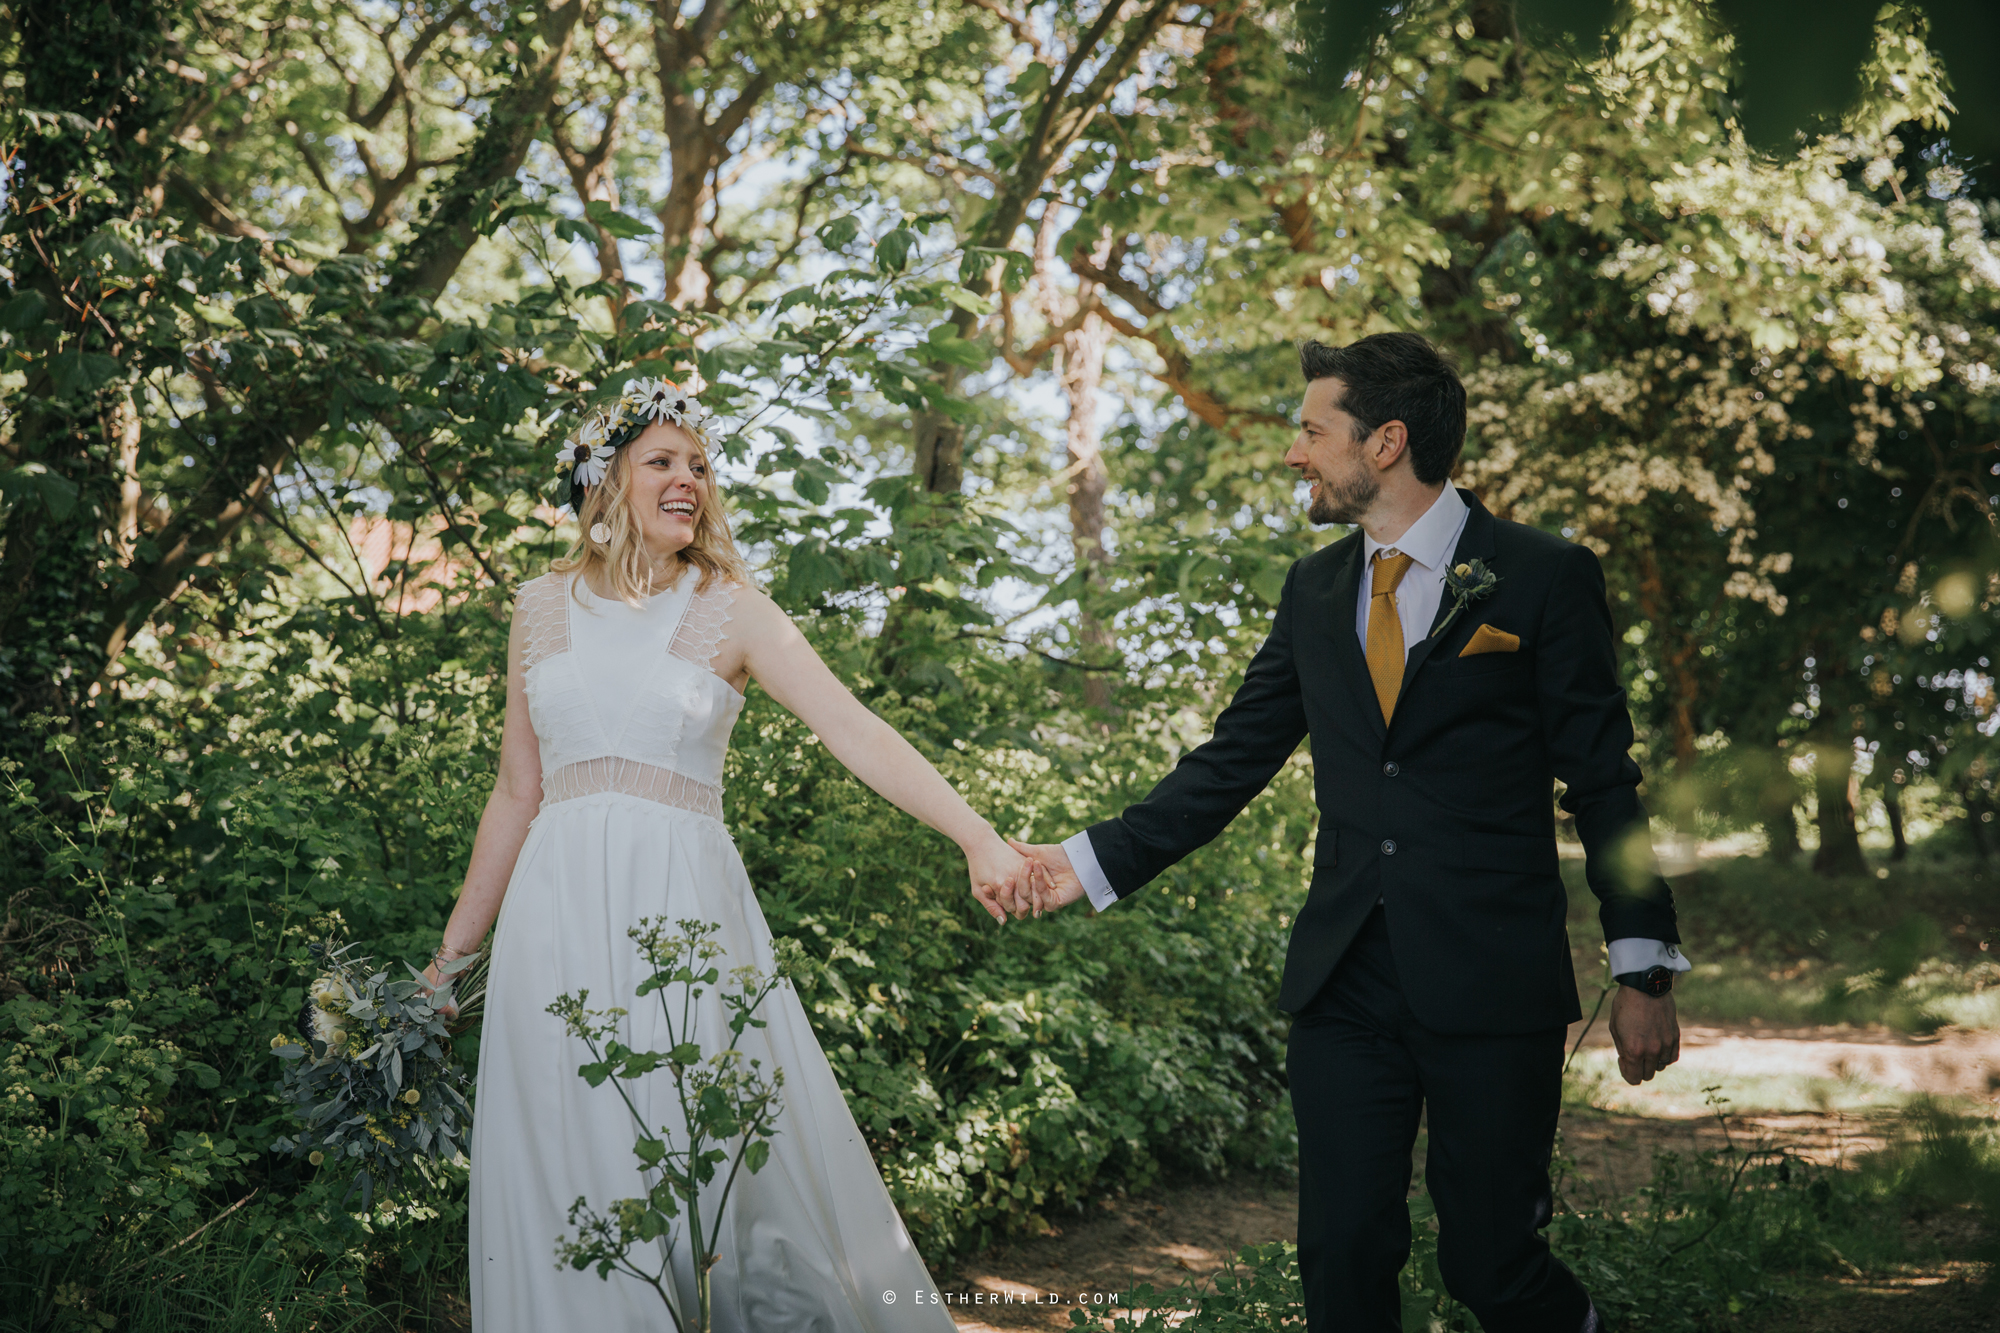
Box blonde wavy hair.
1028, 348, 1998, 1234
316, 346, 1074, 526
550, 423, 752, 605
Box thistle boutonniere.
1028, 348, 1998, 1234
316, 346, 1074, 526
1435, 558, 1499, 639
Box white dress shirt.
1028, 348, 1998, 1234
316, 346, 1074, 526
1062, 485, 1690, 981
1357, 483, 1469, 653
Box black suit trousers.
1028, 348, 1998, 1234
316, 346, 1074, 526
1287, 907, 1590, 1333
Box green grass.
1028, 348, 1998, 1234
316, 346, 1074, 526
1, 1202, 468, 1333
1564, 846, 2000, 1034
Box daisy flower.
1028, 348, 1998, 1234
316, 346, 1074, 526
627, 377, 712, 441
557, 414, 616, 488
625, 377, 684, 423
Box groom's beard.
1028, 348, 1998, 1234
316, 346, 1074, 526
1308, 470, 1379, 526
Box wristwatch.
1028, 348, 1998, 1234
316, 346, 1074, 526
1615, 965, 1675, 998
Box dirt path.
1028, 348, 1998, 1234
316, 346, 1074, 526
940, 1174, 1297, 1332
942, 1020, 2000, 1331
1570, 1018, 2000, 1100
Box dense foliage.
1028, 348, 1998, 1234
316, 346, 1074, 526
3, 0, 1998, 1327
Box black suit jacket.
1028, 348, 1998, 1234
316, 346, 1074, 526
1084, 492, 1679, 1035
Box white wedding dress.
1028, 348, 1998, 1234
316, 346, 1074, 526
470, 570, 954, 1332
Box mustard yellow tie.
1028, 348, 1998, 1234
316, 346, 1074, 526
1367, 550, 1416, 723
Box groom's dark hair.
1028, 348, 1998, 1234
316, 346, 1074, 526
1299, 333, 1466, 485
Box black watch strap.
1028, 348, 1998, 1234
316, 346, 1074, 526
1615, 965, 1675, 997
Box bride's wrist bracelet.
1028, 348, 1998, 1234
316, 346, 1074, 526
431, 943, 472, 968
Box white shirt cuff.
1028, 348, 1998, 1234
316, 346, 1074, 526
1608, 938, 1692, 977
1061, 831, 1120, 912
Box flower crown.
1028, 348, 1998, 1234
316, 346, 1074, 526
553, 376, 715, 513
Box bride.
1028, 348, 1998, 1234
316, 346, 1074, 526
423, 379, 1027, 1331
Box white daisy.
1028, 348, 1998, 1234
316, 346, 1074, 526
627, 377, 711, 441
675, 402, 714, 444
557, 414, 616, 488
625, 377, 682, 423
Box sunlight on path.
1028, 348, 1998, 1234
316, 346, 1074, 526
1565, 1020, 2000, 1116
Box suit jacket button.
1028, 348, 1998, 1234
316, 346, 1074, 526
1382, 762, 1400, 777
1381, 839, 1397, 856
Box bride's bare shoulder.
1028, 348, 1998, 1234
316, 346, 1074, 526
710, 579, 783, 631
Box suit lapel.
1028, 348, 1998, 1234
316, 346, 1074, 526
1318, 536, 1387, 742
1393, 491, 1500, 708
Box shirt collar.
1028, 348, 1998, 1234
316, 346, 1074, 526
1362, 485, 1468, 573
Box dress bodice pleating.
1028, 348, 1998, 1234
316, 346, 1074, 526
514, 570, 745, 821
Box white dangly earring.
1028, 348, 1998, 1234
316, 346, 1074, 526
589, 522, 612, 544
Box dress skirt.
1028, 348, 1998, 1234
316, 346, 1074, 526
469, 793, 955, 1332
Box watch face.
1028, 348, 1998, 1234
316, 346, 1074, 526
1643, 966, 1674, 997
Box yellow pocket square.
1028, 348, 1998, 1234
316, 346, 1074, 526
1459, 624, 1520, 657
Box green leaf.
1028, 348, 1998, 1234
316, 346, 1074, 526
82, 230, 143, 272
48, 347, 121, 398
633, 1136, 666, 1165
920, 326, 987, 368
818, 216, 860, 250
876, 228, 915, 274
1459, 55, 1504, 92
939, 285, 996, 316
233, 294, 292, 330
961, 247, 1032, 292
480, 198, 552, 238
784, 540, 845, 602
1008, 62, 1052, 99
584, 199, 658, 240
1, 463, 78, 519
554, 217, 597, 248
0, 291, 46, 331
743, 1139, 771, 1175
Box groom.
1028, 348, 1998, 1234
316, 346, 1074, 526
1010, 332, 1688, 1332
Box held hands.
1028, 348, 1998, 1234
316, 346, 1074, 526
1608, 985, 1680, 1086
964, 831, 1034, 924
1004, 840, 1090, 918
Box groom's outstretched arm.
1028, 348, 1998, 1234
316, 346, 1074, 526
1056, 563, 1311, 907
1536, 544, 1680, 946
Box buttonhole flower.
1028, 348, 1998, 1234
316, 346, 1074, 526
1435, 558, 1500, 639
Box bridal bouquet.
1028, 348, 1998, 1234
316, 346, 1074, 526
270, 936, 480, 1210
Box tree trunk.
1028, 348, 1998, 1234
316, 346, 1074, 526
1632, 544, 1700, 773
910, 0, 1180, 494
650, 0, 776, 313
1810, 745, 1868, 877
1759, 757, 1800, 865
1883, 781, 1908, 862
1040, 217, 1117, 710
1963, 780, 1994, 861
113, 390, 146, 566
1764, 806, 1800, 864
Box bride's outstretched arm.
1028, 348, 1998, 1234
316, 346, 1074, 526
726, 587, 1027, 923
424, 610, 544, 1000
